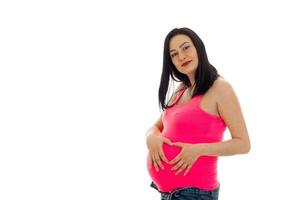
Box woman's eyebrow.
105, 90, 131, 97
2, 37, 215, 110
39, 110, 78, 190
169, 42, 190, 53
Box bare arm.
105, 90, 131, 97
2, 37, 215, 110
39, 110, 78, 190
197, 79, 251, 156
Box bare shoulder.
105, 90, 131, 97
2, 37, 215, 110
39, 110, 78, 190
175, 82, 185, 91
212, 77, 234, 97
213, 77, 251, 153
204, 77, 230, 98
213, 77, 241, 117
167, 82, 186, 106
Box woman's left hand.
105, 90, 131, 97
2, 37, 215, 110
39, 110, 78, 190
169, 142, 203, 176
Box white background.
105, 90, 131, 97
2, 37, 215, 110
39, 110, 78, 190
1, 1, 300, 199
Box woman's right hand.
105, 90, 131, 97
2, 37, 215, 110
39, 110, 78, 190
146, 134, 173, 172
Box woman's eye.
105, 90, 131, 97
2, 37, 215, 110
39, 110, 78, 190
170, 46, 189, 58
171, 53, 177, 57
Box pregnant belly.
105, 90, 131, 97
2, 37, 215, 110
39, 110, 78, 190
147, 143, 218, 192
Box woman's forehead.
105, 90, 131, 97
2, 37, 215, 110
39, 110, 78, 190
169, 34, 192, 49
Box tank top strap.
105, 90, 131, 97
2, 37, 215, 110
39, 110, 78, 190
172, 86, 187, 105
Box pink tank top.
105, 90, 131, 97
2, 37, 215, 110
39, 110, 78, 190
147, 86, 227, 192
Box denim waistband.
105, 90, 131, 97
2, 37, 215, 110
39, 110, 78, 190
150, 181, 220, 199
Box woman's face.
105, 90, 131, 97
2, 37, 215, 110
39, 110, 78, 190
169, 34, 198, 75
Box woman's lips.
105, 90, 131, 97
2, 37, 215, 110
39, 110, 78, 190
181, 60, 192, 67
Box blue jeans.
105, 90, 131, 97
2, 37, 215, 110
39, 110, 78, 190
150, 181, 220, 200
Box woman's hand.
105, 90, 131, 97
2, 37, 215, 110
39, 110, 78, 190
146, 134, 173, 172
169, 142, 203, 176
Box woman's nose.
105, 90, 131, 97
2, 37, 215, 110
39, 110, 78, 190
178, 52, 186, 61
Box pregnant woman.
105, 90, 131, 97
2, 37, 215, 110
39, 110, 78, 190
146, 27, 251, 200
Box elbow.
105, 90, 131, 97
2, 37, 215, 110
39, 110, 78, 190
241, 141, 251, 154
235, 137, 251, 154
243, 146, 250, 154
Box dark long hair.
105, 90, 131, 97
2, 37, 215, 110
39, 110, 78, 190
159, 27, 223, 111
